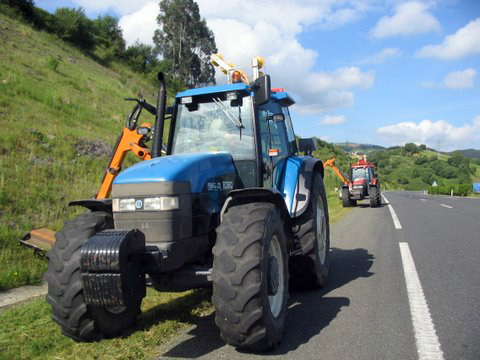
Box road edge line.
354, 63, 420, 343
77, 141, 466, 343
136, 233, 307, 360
381, 194, 402, 229
399, 242, 444, 360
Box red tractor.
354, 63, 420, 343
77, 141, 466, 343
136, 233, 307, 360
341, 158, 381, 207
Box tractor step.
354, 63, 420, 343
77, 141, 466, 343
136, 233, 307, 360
20, 228, 56, 254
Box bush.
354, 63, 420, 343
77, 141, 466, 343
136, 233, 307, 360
397, 174, 409, 184
414, 156, 428, 165
428, 184, 471, 196
46, 56, 60, 72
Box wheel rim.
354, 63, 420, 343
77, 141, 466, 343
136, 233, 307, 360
316, 195, 327, 264
267, 235, 285, 318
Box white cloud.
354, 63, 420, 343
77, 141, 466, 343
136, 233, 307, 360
118, 0, 375, 115
421, 68, 476, 89
443, 68, 476, 89
358, 47, 402, 64
321, 115, 347, 125
118, 2, 158, 46
416, 18, 480, 59
377, 116, 480, 150
371, 1, 440, 38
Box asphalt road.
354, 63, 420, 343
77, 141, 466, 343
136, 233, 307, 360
158, 191, 480, 360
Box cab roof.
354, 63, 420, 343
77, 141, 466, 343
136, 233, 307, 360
176, 83, 295, 107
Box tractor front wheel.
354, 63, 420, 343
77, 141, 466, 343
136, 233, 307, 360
212, 203, 288, 352
45, 211, 141, 341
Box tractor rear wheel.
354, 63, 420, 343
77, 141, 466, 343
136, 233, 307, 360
45, 211, 142, 341
369, 186, 380, 207
290, 172, 330, 289
212, 203, 288, 352
341, 187, 351, 207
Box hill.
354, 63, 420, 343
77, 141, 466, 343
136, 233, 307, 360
314, 140, 480, 194
444, 149, 480, 159
367, 147, 480, 192
0, 13, 162, 289
335, 142, 386, 154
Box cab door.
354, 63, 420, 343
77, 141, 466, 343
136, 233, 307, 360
257, 102, 291, 189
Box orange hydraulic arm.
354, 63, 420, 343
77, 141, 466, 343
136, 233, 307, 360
323, 157, 349, 185
96, 123, 153, 199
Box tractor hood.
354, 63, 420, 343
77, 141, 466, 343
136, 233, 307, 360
113, 152, 236, 193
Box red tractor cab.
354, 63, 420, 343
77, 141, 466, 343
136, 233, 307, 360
341, 158, 381, 207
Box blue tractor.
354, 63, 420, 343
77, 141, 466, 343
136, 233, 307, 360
45, 63, 330, 351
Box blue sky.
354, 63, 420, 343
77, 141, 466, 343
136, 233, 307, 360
36, 0, 480, 150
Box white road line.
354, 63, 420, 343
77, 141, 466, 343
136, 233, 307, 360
399, 243, 444, 360
440, 204, 452, 209
381, 194, 402, 229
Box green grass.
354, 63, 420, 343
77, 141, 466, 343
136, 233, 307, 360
0, 13, 160, 289
0, 288, 212, 360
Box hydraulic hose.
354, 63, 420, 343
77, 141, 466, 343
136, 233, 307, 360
152, 72, 166, 158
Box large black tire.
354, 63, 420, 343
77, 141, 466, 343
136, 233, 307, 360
290, 172, 330, 289
212, 203, 289, 352
369, 185, 381, 207
341, 187, 351, 207
45, 211, 142, 341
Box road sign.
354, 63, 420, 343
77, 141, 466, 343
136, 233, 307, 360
473, 183, 480, 194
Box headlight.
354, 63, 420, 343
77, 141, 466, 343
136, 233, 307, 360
112, 198, 135, 212
113, 197, 179, 212
144, 196, 179, 211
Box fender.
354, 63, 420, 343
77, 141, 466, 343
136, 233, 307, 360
69, 199, 112, 212
221, 188, 289, 218
221, 187, 293, 246
290, 157, 324, 218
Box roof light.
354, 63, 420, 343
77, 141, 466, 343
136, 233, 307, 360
226, 92, 237, 100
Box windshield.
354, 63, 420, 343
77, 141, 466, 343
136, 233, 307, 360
171, 95, 255, 160
352, 167, 369, 181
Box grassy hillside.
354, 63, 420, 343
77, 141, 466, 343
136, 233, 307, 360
0, 13, 161, 289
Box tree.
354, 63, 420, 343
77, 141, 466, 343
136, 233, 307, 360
53, 7, 96, 51
153, 0, 216, 86
124, 42, 159, 73
447, 151, 469, 168
93, 15, 126, 58
404, 143, 418, 155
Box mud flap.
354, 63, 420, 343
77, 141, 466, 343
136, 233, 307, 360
20, 228, 56, 254
80, 229, 146, 307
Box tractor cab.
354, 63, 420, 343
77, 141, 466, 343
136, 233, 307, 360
169, 81, 297, 190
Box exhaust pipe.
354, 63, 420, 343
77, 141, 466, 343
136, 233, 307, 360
152, 72, 166, 158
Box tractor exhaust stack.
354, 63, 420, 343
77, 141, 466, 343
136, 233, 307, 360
152, 72, 167, 158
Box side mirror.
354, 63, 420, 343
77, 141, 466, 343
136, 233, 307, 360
253, 75, 271, 106
298, 138, 317, 155
267, 113, 285, 122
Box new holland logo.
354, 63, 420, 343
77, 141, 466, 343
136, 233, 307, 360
135, 199, 143, 209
